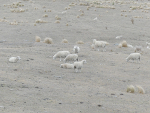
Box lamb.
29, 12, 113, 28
73, 45, 80, 54
74, 60, 86, 72
136, 85, 145, 94
64, 54, 78, 63
126, 53, 141, 63
53, 51, 70, 61
93, 39, 109, 51
126, 85, 135, 93
9, 56, 21, 63
60, 63, 74, 69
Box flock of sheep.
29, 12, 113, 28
53, 46, 87, 73
8, 36, 146, 94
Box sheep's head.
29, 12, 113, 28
105, 42, 109, 45
17, 56, 21, 60
93, 39, 96, 44
82, 60, 87, 64
60, 64, 63, 68
126, 57, 129, 62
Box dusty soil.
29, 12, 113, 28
0, 0, 150, 113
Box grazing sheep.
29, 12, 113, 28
93, 39, 109, 51
35, 36, 41, 42
127, 85, 135, 93
136, 85, 145, 94
9, 56, 21, 63
134, 46, 142, 52
73, 45, 80, 54
44, 37, 53, 44
126, 53, 141, 63
53, 51, 70, 61
61, 39, 68, 43
60, 63, 74, 69
74, 60, 86, 72
64, 54, 78, 63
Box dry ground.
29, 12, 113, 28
0, 0, 150, 113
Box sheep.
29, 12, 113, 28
134, 46, 142, 52
73, 45, 80, 54
126, 53, 141, 63
9, 56, 21, 63
53, 51, 70, 61
44, 37, 53, 44
136, 85, 145, 94
35, 36, 41, 42
127, 85, 135, 93
64, 54, 78, 63
93, 39, 109, 51
74, 60, 86, 72
60, 63, 74, 69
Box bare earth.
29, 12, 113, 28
0, 0, 150, 113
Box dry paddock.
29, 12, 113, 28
0, 0, 150, 113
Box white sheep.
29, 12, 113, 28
73, 45, 80, 54
64, 54, 78, 63
74, 60, 86, 72
93, 39, 109, 51
60, 63, 74, 69
9, 56, 21, 63
53, 51, 70, 61
126, 53, 141, 63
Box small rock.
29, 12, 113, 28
97, 105, 102, 107
111, 93, 115, 95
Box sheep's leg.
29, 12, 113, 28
75, 69, 78, 73
103, 48, 106, 52
60, 57, 61, 61
79, 69, 81, 72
